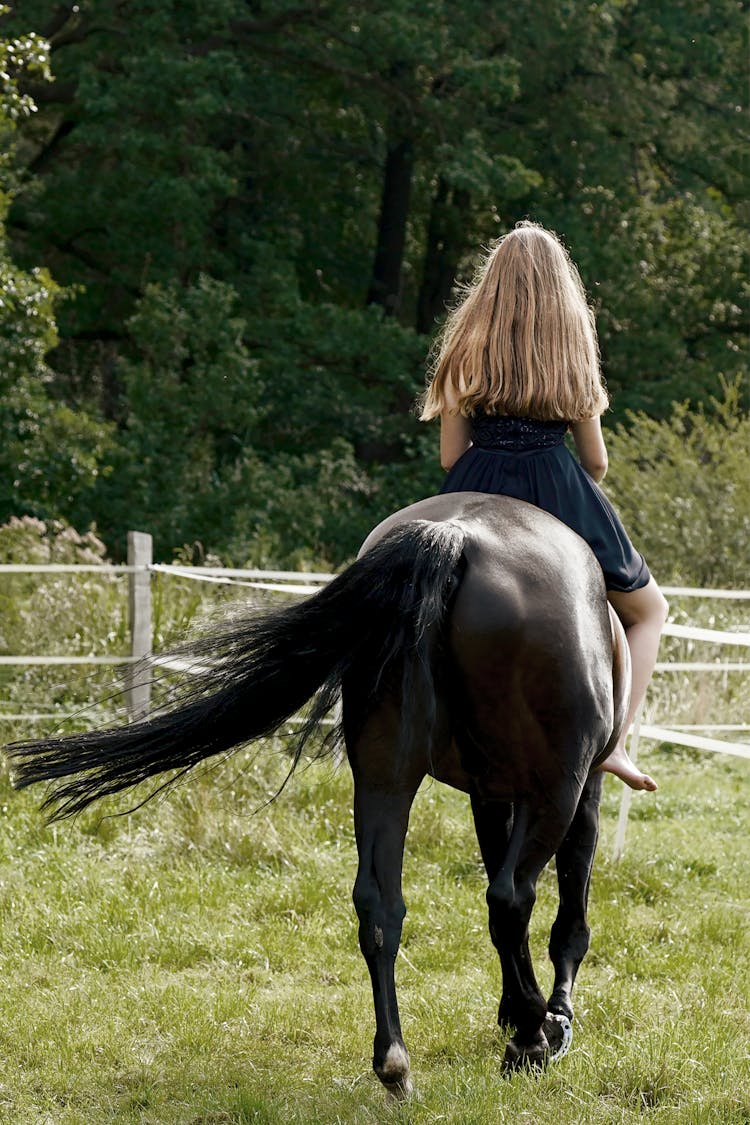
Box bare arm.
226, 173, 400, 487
440, 410, 472, 470
438, 380, 472, 470
570, 416, 608, 482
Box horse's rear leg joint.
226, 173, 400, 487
486, 873, 514, 913
353, 876, 407, 956
549, 916, 590, 962
487, 874, 536, 922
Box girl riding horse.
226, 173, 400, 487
420, 221, 668, 791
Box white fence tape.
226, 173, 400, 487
2, 569, 746, 594
149, 563, 333, 582
149, 563, 325, 595
637, 724, 750, 760
661, 586, 750, 599
0, 563, 333, 580
667, 723, 750, 731
661, 622, 750, 646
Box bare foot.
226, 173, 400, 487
597, 746, 657, 791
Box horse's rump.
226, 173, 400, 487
364, 493, 621, 802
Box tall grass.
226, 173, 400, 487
0, 738, 747, 1124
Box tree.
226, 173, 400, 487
1, 1, 746, 564
0, 11, 111, 526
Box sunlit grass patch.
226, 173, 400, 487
0, 737, 747, 1122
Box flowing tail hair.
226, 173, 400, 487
6, 520, 466, 821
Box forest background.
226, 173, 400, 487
0, 0, 747, 579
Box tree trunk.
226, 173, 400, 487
416, 179, 470, 334
366, 133, 414, 316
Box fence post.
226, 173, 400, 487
126, 531, 153, 721
612, 699, 645, 862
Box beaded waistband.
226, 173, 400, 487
471, 414, 568, 453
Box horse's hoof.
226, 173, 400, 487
543, 1012, 573, 1062
547, 992, 574, 1023
502, 1035, 549, 1073
376, 1043, 412, 1099
384, 1076, 414, 1102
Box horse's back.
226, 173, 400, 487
363, 492, 606, 633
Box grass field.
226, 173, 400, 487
0, 733, 748, 1125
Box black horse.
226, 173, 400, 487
7, 493, 629, 1095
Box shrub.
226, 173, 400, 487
604, 380, 749, 587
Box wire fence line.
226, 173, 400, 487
3, 539, 749, 857
2, 541, 748, 748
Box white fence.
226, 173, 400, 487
0, 531, 331, 721
2, 532, 748, 855
612, 606, 750, 859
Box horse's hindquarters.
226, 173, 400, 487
447, 535, 614, 806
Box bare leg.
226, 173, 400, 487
598, 578, 669, 791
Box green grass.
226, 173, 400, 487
0, 739, 747, 1124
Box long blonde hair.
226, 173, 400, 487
420, 222, 608, 421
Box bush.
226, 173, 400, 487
604, 380, 749, 587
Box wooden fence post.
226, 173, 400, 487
126, 531, 153, 721
612, 700, 645, 862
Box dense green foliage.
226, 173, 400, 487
605, 380, 750, 586
0, 2, 747, 563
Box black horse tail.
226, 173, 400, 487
6, 519, 466, 821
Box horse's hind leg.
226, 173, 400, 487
471, 791, 578, 1070
548, 772, 603, 1023
469, 792, 514, 1015
346, 695, 431, 1099
352, 783, 419, 1098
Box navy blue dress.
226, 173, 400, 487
440, 413, 650, 593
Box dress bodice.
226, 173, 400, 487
470, 413, 568, 452
441, 411, 650, 593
